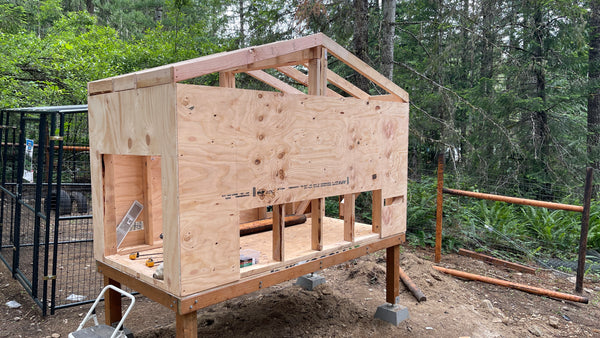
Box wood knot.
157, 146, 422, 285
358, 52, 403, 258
277, 152, 285, 159
127, 138, 133, 149
258, 134, 264, 140
255, 159, 261, 165
278, 169, 285, 179
258, 93, 263, 99
145, 134, 151, 146
258, 115, 264, 121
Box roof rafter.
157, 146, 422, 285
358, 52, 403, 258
88, 33, 409, 103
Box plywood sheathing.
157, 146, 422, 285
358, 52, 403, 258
89, 83, 182, 294
174, 84, 407, 294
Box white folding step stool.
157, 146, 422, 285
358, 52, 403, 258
69, 285, 135, 338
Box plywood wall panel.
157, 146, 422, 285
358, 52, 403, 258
178, 209, 240, 294
176, 85, 406, 212
89, 84, 181, 294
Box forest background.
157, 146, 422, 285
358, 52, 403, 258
1, 0, 600, 266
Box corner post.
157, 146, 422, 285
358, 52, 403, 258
176, 311, 198, 337
386, 245, 400, 304
103, 276, 122, 326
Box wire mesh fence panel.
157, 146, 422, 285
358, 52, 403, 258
0, 106, 102, 315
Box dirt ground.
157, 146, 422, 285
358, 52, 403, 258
2, 245, 600, 338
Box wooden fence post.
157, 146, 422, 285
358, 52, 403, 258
576, 167, 593, 293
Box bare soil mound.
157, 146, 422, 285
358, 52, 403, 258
2, 245, 599, 337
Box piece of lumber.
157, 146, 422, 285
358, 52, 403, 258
324, 67, 370, 100
372, 190, 383, 235
103, 277, 122, 326
399, 267, 426, 302
173, 34, 324, 82
386, 245, 400, 304
136, 66, 174, 89
343, 193, 355, 242
308, 47, 327, 96
458, 248, 536, 274
239, 214, 307, 236
88, 78, 113, 95
276, 65, 309, 85
273, 204, 285, 261
219, 71, 235, 88
101, 155, 118, 256
225, 49, 315, 73
276, 66, 341, 97
369, 94, 404, 102
245, 70, 304, 95
112, 73, 137, 92
320, 34, 409, 103
311, 198, 324, 251
97, 261, 180, 311
176, 311, 197, 338
432, 266, 589, 304
294, 200, 311, 215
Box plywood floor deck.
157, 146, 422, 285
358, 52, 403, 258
239, 216, 377, 277
107, 216, 377, 284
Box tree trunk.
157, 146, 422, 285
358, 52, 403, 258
381, 0, 396, 80
588, 0, 600, 195
532, 3, 548, 160
353, 0, 369, 92
479, 0, 496, 95
239, 0, 246, 48
86, 0, 94, 14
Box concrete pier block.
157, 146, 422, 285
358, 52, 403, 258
374, 303, 409, 326
295, 273, 326, 291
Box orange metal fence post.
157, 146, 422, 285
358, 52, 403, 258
435, 153, 444, 263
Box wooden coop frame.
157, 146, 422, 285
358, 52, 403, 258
88, 33, 409, 337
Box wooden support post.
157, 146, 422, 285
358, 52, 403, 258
308, 47, 327, 96
103, 276, 122, 326
218, 71, 235, 88
386, 245, 400, 304
311, 198, 324, 250
257, 207, 267, 220
176, 311, 198, 337
285, 203, 294, 215
343, 193, 355, 242
273, 204, 285, 261
576, 167, 594, 293
435, 153, 444, 263
372, 190, 383, 235
142, 156, 155, 245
